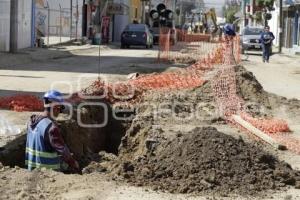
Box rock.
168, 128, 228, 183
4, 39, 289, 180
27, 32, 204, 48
295, 181, 300, 189
17, 190, 28, 199
49, 178, 56, 183
123, 162, 134, 172
284, 195, 293, 200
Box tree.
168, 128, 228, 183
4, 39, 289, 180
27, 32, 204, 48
256, 0, 275, 26
256, 0, 275, 10
224, 5, 239, 23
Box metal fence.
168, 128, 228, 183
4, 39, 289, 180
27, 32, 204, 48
35, 1, 82, 46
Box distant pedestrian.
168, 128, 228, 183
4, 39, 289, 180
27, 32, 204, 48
260, 26, 275, 63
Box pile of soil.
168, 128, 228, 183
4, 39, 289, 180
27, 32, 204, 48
119, 127, 300, 195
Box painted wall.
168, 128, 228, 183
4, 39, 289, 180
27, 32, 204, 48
18, 0, 33, 49
113, 0, 130, 42
0, 0, 11, 51
35, 0, 83, 38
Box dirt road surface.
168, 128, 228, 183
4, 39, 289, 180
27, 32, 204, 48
0, 45, 182, 97
243, 53, 300, 100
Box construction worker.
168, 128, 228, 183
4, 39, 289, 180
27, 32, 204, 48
223, 24, 237, 65
260, 26, 275, 63
25, 90, 79, 172
223, 23, 236, 37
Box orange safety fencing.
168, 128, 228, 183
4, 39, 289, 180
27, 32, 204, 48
158, 28, 241, 65
0, 95, 44, 112
0, 33, 298, 155
177, 29, 211, 42
210, 37, 297, 153
240, 113, 290, 134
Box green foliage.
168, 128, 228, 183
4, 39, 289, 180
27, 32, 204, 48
224, 6, 239, 23
256, 0, 275, 9
254, 11, 263, 22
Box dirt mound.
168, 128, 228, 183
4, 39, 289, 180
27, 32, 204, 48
235, 66, 271, 109
119, 127, 300, 195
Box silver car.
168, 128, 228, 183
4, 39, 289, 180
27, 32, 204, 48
241, 27, 266, 54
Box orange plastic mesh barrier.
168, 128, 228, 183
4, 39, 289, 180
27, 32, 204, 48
158, 28, 170, 62
211, 36, 297, 153
0, 95, 44, 112
271, 134, 300, 154
240, 113, 290, 134
0, 34, 294, 155
158, 28, 218, 63
177, 29, 211, 42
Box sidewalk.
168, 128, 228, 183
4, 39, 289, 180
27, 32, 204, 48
243, 52, 300, 100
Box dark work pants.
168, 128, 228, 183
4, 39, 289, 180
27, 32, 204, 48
262, 44, 271, 61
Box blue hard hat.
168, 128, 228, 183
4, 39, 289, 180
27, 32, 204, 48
223, 23, 236, 36
43, 90, 64, 103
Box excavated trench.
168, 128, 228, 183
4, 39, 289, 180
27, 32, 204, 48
0, 100, 133, 170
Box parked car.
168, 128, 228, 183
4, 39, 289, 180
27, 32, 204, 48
241, 26, 271, 54
121, 24, 153, 49
151, 26, 177, 45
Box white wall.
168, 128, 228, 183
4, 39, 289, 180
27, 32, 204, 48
0, 0, 10, 52
18, 0, 33, 49
114, 15, 129, 42
269, 4, 279, 46
113, 0, 130, 42
0, 0, 33, 51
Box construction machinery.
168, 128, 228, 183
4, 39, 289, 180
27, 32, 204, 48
201, 8, 218, 35
188, 8, 221, 38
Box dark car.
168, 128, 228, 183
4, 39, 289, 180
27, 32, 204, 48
241, 27, 272, 54
121, 24, 153, 49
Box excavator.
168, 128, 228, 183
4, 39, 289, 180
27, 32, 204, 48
201, 8, 220, 36
189, 8, 221, 40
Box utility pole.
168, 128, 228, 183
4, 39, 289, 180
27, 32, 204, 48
279, 0, 283, 53
10, 0, 18, 53
70, 0, 73, 39
76, 0, 79, 40
241, 0, 245, 31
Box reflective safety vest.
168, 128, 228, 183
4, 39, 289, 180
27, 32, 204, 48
25, 118, 60, 171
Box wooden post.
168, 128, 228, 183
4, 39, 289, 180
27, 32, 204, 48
232, 115, 287, 150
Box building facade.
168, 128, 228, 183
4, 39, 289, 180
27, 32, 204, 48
0, 0, 11, 51
282, 0, 300, 52
0, 0, 33, 52
35, 0, 83, 45
268, 0, 300, 52
0, 0, 84, 52
130, 0, 142, 23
